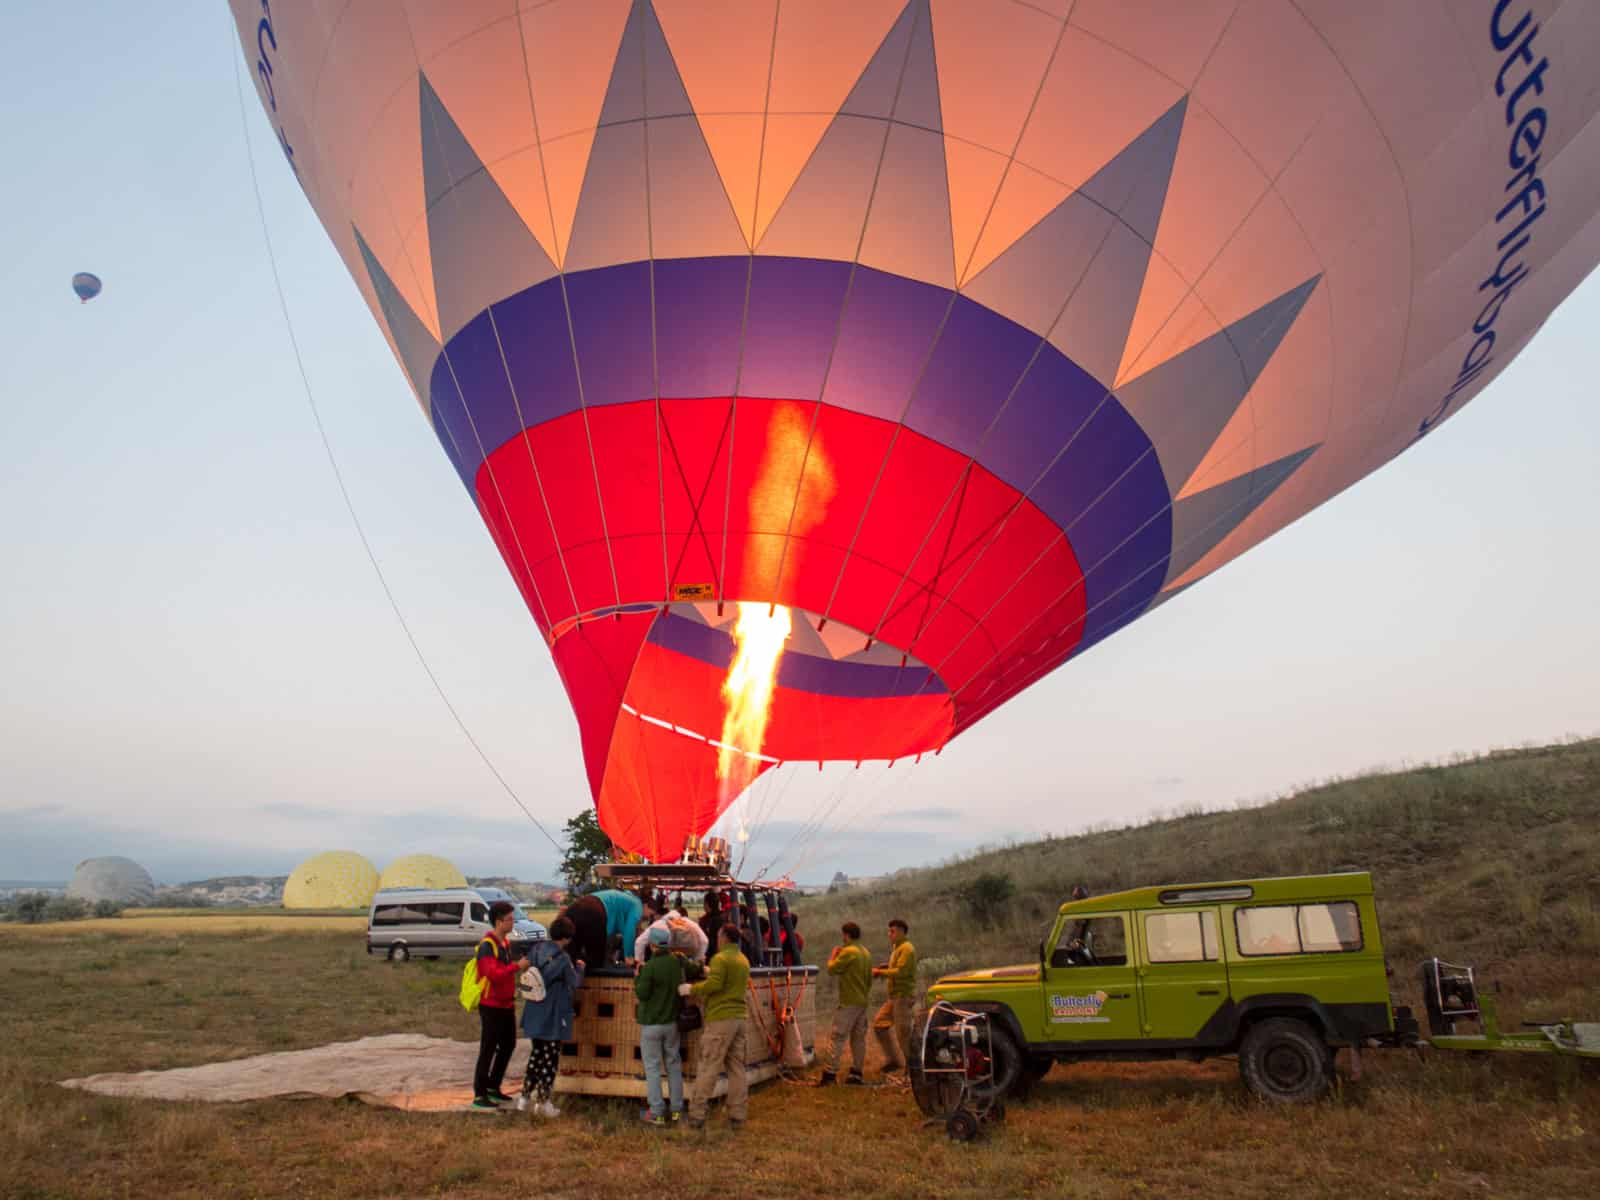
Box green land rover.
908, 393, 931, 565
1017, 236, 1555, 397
921, 871, 1416, 1102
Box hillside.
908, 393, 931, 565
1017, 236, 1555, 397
795, 738, 1600, 1019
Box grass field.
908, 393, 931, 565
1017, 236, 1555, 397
2, 744, 1597, 1199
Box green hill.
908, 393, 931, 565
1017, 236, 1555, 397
796, 738, 1600, 1019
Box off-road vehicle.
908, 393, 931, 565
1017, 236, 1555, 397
921, 871, 1417, 1102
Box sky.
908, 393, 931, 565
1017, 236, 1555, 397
2, 2, 1597, 887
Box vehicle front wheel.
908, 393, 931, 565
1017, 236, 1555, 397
1239, 1018, 1332, 1103
1025, 1053, 1054, 1082
976, 1023, 1028, 1101
387, 944, 410, 963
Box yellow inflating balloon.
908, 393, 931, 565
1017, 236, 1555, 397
282, 851, 380, 909
378, 854, 469, 891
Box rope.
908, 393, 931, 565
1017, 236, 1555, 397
230, 26, 561, 855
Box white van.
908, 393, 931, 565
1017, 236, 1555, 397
365, 887, 543, 962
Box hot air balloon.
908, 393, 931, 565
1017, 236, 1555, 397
233, 1, 1600, 860
71, 272, 102, 303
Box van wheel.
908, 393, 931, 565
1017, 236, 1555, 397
1239, 1018, 1331, 1103
387, 945, 410, 963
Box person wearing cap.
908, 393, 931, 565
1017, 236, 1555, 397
634, 925, 685, 1125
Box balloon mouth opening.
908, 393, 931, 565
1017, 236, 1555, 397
610, 599, 949, 764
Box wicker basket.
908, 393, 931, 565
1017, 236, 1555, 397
554, 965, 817, 1098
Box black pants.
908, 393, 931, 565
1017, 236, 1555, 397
474, 1006, 516, 1097
560, 895, 609, 969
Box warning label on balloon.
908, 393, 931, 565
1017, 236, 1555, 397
1049, 991, 1110, 1023
672, 583, 715, 601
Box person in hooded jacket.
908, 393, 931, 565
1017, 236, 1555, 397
516, 915, 583, 1116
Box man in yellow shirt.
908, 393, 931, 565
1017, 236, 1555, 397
819, 921, 872, 1085
681, 923, 752, 1129
871, 918, 917, 1077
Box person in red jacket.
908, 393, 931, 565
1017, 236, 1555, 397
473, 901, 529, 1109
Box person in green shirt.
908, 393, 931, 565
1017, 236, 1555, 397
871, 918, 917, 1077
681, 923, 751, 1129
818, 921, 873, 1085
634, 926, 684, 1124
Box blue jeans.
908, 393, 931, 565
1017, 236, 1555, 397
639, 1023, 683, 1116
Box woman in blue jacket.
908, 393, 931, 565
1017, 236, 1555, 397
516, 915, 584, 1116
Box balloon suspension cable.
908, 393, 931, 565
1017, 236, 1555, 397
229, 33, 562, 856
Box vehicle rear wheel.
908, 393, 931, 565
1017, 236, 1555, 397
1025, 1053, 1054, 1082
387, 944, 410, 963
1239, 1018, 1332, 1103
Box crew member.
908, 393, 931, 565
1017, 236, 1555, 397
818, 921, 871, 1086
871, 918, 917, 1078
681, 923, 751, 1130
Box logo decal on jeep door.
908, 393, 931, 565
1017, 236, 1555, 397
1049, 990, 1111, 1023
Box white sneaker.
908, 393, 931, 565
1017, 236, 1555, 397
513, 1096, 528, 1113
536, 1100, 561, 1118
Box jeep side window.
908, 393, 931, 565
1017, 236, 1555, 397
1300, 901, 1363, 952
1145, 911, 1220, 962
1236, 902, 1363, 956
1052, 915, 1127, 967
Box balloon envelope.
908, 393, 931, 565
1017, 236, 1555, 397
233, 1, 1600, 858
71, 272, 101, 302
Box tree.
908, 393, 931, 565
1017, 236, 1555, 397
560, 809, 612, 896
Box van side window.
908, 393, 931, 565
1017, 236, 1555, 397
1052, 915, 1127, 967
1235, 902, 1363, 956
470, 902, 489, 924
372, 904, 401, 927
1145, 911, 1220, 963
428, 903, 464, 926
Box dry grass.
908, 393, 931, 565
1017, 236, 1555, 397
0, 914, 367, 936
2, 743, 1598, 1199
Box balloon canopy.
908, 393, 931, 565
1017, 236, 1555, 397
71, 272, 101, 303
234, 1, 1600, 859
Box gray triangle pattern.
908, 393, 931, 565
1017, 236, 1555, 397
839, 1, 920, 121
1164, 444, 1320, 584
569, 0, 744, 270
420, 75, 557, 341
1116, 275, 1320, 495
965, 98, 1186, 387
353, 226, 441, 411
759, 0, 951, 282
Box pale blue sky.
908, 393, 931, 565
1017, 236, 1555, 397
2, 2, 1596, 885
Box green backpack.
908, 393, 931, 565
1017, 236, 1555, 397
458, 938, 495, 1012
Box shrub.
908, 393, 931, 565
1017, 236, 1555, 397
44, 897, 89, 922
92, 900, 123, 919
958, 871, 1017, 927
13, 894, 48, 923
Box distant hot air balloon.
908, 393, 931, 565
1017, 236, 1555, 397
71, 272, 101, 303
233, 1, 1600, 860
